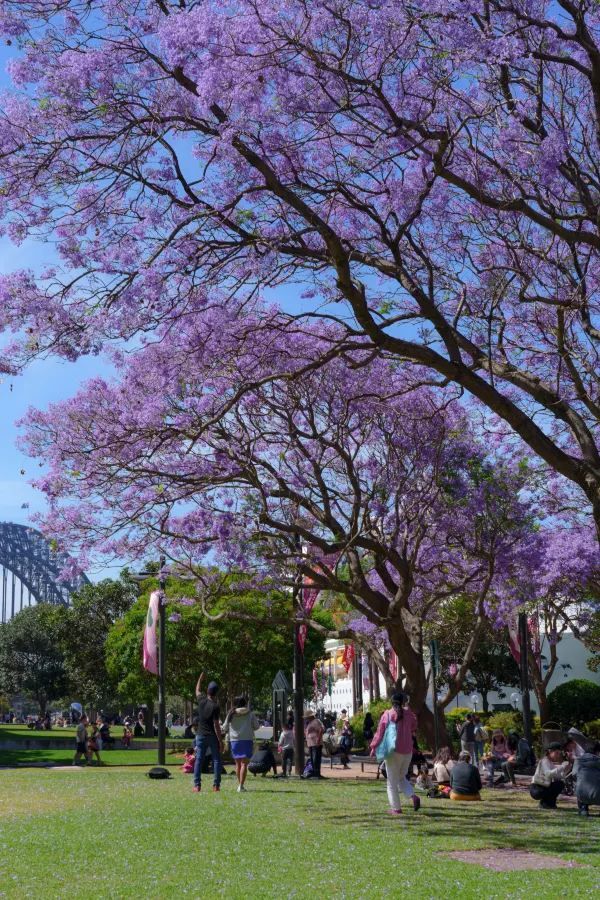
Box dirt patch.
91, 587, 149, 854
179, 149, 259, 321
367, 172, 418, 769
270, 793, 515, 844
444, 849, 584, 871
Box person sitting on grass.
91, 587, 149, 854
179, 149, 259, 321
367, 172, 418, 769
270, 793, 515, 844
529, 742, 571, 810
72, 714, 90, 766
415, 764, 434, 793
248, 742, 278, 777
181, 746, 196, 774
483, 729, 509, 787
433, 746, 456, 785
450, 750, 482, 801
500, 731, 536, 785
575, 742, 600, 818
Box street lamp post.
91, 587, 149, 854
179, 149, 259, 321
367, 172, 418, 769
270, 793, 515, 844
292, 536, 305, 776
132, 555, 167, 767
157, 556, 167, 767
518, 612, 533, 746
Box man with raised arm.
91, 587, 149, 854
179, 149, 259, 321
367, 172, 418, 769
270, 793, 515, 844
192, 672, 223, 793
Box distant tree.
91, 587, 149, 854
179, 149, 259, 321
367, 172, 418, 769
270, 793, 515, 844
56, 576, 137, 711
548, 680, 600, 729
105, 574, 329, 716
433, 597, 520, 713
0, 605, 69, 715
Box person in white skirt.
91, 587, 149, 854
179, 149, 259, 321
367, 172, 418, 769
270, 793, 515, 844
370, 692, 421, 816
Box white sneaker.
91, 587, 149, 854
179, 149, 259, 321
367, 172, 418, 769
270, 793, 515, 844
237, 785, 247, 792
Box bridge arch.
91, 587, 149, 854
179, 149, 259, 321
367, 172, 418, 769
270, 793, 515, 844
0, 523, 89, 622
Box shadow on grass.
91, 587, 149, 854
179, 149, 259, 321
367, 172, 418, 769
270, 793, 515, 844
324, 795, 600, 860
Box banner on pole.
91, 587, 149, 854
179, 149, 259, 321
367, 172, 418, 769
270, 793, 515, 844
508, 614, 521, 666
297, 549, 340, 652
143, 590, 160, 674
342, 644, 355, 674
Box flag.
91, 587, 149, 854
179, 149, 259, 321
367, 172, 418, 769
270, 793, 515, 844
528, 614, 541, 667
342, 644, 355, 673
507, 614, 521, 666
388, 650, 399, 682
297, 549, 340, 651
143, 590, 160, 674
362, 655, 370, 691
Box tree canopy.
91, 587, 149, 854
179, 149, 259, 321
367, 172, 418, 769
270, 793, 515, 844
0, 604, 69, 714
0, 1, 599, 538
105, 574, 329, 711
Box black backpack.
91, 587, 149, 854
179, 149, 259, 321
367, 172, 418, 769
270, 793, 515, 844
147, 766, 171, 779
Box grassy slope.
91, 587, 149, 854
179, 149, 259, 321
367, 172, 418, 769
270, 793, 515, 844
0, 771, 598, 899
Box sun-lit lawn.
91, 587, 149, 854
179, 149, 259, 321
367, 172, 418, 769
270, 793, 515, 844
0, 747, 182, 767
0, 769, 598, 899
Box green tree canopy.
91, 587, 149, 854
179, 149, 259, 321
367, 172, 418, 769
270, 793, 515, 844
547, 679, 600, 729
0, 605, 70, 714
105, 573, 330, 714
431, 596, 520, 713
55, 575, 137, 710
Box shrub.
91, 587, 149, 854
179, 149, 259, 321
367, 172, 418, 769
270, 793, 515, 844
349, 699, 390, 750
547, 679, 600, 728
486, 710, 524, 735
582, 719, 600, 741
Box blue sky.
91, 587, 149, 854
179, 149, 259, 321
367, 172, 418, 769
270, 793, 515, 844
0, 45, 121, 579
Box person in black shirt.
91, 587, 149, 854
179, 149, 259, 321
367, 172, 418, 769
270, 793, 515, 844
193, 672, 223, 793
457, 714, 476, 760
450, 751, 482, 801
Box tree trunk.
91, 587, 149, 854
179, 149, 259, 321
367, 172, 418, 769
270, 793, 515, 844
482, 692, 489, 713
388, 622, 449, 750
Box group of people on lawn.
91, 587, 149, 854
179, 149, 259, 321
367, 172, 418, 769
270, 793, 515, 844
108, 670, 600, 817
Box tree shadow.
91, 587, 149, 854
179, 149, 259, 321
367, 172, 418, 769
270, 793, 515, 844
324, 796, 600, 859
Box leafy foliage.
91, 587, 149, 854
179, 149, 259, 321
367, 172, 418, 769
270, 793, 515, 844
0, 605, 69, 714
547, 680, 600, 728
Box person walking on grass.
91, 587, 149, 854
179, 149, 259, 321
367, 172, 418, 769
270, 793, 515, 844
193, 672, 223, 794
87, 723, 103, 765
223, 696, 260, 792
370, 692, 421, 816
72, 714, 89, 766
457, 713, 476, 761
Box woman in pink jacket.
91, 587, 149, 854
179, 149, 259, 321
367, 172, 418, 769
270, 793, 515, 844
370, 692, 421, 815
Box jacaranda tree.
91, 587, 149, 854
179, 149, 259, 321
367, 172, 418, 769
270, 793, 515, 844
0, 1, 600, 538
21, 329, 559, 741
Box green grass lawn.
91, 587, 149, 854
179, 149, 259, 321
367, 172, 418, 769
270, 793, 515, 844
0, 771, 598, 899
0, 747, 183, 767
0, 724, 186, 745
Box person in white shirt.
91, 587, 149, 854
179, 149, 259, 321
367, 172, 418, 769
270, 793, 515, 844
432, 746, 456, 785
529, 742, 572, 809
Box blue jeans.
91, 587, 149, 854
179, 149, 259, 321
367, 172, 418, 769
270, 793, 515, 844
193, 733, 222, 788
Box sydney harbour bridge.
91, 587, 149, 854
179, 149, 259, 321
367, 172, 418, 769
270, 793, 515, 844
0, 523, 89, 623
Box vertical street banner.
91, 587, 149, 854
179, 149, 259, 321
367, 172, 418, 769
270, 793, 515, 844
508, 614, 521, 665
342, 643, 355, 673
142, 590, 160, 674
388, 649, 399, 682
297, 549, 340, 652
